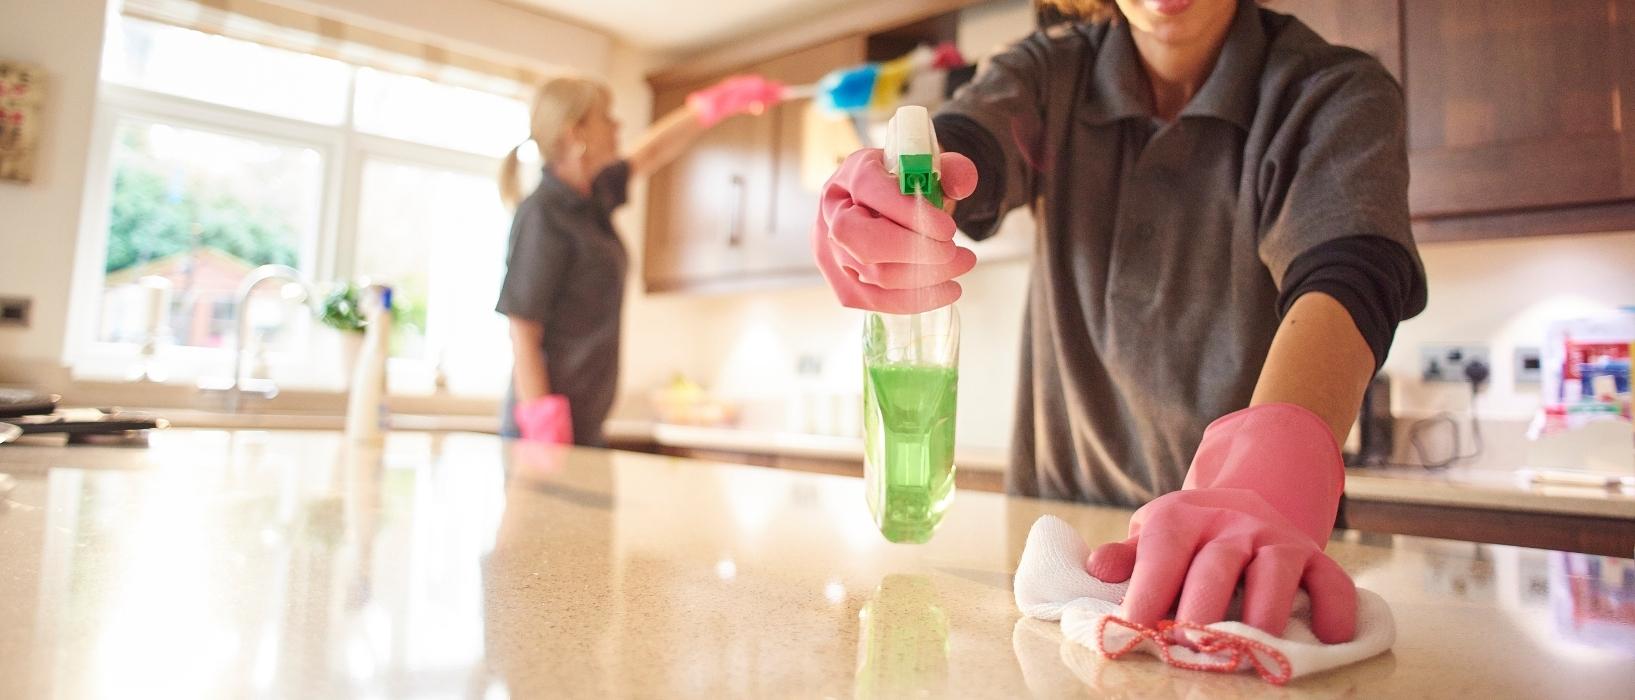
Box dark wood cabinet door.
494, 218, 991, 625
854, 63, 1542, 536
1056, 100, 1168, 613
644, 38, 862, 292
755, 37, 868, 278
1261, 0, 1402, 81
644, 80, 775, 292
1404, 0, 1635, 218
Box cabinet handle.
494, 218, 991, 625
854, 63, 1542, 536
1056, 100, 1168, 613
728, 174, 746, 248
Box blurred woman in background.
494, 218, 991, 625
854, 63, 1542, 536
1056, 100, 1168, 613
497, 74, 783, 445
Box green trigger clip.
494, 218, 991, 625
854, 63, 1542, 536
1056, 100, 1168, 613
895, 153, 943, 209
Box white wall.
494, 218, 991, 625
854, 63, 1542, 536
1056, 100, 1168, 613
0, 0, 111, 366
1387, 231, 1635, 420
604, 42, 720, 412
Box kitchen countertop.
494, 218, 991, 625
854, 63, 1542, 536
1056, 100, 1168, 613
608, 419, 1012, 471
1345, 465, 1635, 519
2, 430, 1632, 697
30, 405, 1635, 521
110, 411, 1635, 521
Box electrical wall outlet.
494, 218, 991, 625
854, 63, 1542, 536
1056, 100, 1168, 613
1514, 346, 1543, 383
0, 297, 30, 328
1420, 343, 1491, 383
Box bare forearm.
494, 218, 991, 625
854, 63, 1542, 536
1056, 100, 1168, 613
1250, 292, 1375, 445
626, 106, 705, 177
509, 319, 550, 401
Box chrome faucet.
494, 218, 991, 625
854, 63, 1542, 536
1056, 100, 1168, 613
200, 264, 312, 412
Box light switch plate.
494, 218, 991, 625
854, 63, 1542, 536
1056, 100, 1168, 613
1514, 346, 1543, 383
0, 297, 30, 328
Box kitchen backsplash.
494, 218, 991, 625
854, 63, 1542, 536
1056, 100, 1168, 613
612, 228, 1635, 453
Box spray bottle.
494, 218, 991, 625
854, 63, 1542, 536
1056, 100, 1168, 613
862, 105, 960, 544
345, 284, 393, 445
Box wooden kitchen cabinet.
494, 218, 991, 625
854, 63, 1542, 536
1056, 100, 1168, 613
1403, 0, 1635, 228
1261, 0, 1401, 81
645, 77, 776, 292
645, 37, 865, 292
648, 0, 1635, 267
759, 37, 868, 276
1271, 0, 1635, 240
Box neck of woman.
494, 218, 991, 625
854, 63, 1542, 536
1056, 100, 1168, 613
551, 159, 595, 196
1129, 17, 1234, 122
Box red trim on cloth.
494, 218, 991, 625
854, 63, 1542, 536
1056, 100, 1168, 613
1095, 615, 1295, 686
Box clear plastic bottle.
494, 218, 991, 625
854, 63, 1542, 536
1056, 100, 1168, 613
861, 105, 960, 544
863, 307, 959, 543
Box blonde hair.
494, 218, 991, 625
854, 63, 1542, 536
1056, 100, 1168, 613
499, 76, 611, 209
1037, 0, 1121, 22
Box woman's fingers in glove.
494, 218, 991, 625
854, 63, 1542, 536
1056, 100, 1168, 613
826, 199, 960, 264
835, 244, 976, 290
1303, 554, 1359, 644
1086, 538, 1138, 583
1120, 529, 1198, 628
823, 149, 959, 242
1173, 538, 1255, 628
1241, 543, 1310, 638
937, 151, 979, 201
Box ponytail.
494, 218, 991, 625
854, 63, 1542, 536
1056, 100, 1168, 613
498, 143, 525, 210
499, 76, 609, 210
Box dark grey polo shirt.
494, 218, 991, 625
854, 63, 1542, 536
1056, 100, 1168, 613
936, 1, 1426, 505
496, 161, 630, 446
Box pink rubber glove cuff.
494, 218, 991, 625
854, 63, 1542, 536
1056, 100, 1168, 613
1183, 402, 1346, 545
513, 395, 573, 444
687, 75, 785, 128
811, 148, 980, 314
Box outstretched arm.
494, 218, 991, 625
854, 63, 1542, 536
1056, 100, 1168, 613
625, 107, 706, 177
627, 75, 784, 177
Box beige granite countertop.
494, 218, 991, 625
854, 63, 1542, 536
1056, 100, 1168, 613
610, 419, 1012, 471
1345, 466, 1635, 519
2, 429, 1632, 698
123, 411, 1014, 470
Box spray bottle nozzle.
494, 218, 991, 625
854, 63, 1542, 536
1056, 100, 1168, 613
884, 106, 943, 209
895, 154, 943, 208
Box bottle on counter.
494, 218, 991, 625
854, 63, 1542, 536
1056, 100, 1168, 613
861, 106, 961, 545
345, 284, 392, 445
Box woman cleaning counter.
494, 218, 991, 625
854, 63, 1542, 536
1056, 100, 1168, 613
0, 428, 1630, 697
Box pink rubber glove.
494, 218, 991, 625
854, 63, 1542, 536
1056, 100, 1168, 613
1086, 403, 1357, 644
686, 75, 786, 128
811, 148, 980, 314
513, 395, 573, 444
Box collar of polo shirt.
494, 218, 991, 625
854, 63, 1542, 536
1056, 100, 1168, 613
1081, 0, 1265, 130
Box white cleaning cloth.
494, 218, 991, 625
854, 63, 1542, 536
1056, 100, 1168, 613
1014, 515, 1395, 684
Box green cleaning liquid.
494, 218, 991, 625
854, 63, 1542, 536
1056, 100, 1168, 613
864, 361, 958, 543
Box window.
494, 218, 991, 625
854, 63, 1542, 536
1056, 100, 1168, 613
85, 15, 529, 396
99, 120, 323, 354
352, 68, 530, 158
353, 158, 515, 394
102, 17, 351, 125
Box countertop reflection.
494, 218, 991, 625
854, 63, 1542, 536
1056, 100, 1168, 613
0, 429, 1631, 699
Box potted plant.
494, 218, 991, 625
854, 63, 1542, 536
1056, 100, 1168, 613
315, 281, 368, 385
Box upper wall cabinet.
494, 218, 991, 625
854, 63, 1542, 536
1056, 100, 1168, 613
1403, 0, 1635, 224
646, 37, 866, 293
1272, 0, 1635, 241
645, 0, 1635, 293
1261, 0, 1401, 81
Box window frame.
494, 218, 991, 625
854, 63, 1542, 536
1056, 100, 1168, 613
73, 59, 517, 396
